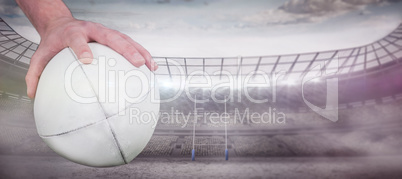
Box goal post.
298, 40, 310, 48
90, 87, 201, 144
191, 95, 229, 161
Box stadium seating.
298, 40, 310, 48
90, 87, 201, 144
231, 136, 293, 156
1, 90, 402, 157
139, 136, 178, 156
180, 136, 225, 156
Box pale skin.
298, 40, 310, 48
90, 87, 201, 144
16, 0, 158, 99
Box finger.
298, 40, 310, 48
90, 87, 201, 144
120, 34, 158, 71
26, 45, 58, 98
68, 34, 93, 64
89, 26, 146, 68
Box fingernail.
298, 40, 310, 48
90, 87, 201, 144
79, 52, 93, 64
152, 62, 158, 71
27, 89, 31, 98
27, 89, 34, 99
134, 53, 145, 66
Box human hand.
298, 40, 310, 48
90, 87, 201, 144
25, 17, 158, 98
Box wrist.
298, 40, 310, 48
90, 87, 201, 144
39, 16, 74, 37
16, 0, 73, 38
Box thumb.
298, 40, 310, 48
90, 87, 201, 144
69, 37, 93, 64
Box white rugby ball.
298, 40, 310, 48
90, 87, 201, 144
34, 43, 160, 167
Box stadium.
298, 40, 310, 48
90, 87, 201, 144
1, 8, 402, 179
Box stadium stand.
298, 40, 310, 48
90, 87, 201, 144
1, 17, 402, 158
180, 136, 225, 156
273, 134, 358, 156
1, 96, 402, 157
139, 136, 178, 156
231, 136, 293, 157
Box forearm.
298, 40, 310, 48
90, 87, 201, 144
16, 0, 73, 37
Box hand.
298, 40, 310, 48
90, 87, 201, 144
26, 17, 158, 98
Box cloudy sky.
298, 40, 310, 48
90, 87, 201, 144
1, 0, 402, 57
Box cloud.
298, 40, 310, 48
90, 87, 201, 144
343, 0, 384, 5
242, 0, 401, 26
279, 0, 358, 14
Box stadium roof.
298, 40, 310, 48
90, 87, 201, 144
0, 18, 38, 68
2, 17, 402, 111
1, 17, 402, 86
1, 18, 402, 80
